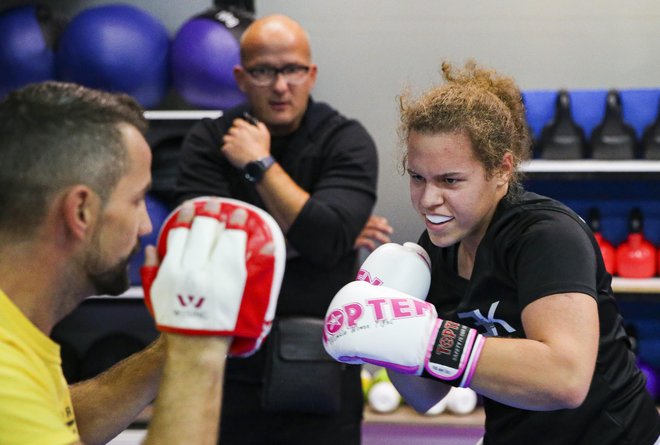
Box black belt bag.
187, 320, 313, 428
262, 317, 344, 414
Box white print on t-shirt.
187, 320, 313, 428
458, 301, 515, 337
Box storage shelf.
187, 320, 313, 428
364, 405, 484, 427
612, 277, 660, 294
91, 279, 660, 301
522, 159, 660, 173
87, 286, 144, 300
143, 110, 222, 120
129, 403, 484, 429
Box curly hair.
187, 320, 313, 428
398, 60, 532, 200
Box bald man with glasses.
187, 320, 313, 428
175, 14, 385, 445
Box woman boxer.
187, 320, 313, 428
397, 60, 660, 444
324, 60, 660, 444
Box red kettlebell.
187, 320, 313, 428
616, 208, 656, 278
588, 208, 616, 275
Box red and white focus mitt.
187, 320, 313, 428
140, 197, 285, 357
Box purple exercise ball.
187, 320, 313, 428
171, 17, 246, 109
56, 4, 170, 108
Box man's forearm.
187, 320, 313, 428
255, 162, 309, 232
143, 335, 229, 445
70, 337, 166, 445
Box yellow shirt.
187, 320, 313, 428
0, 289, 79, 445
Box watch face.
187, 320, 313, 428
244, 157, 274, 183
245, 160, 264, 182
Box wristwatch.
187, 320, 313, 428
243, 156, 275, 183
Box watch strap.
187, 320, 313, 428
260, 155, 275, 170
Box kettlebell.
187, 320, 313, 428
537, 90, 587, 159
590, 90, 638, 159
616, 208, 656, 278
588, 208, 616, 275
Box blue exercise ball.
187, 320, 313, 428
0, 5, 63, 98
171, 9, 252, 109
128, 194, 171, 285
638, 360, 659, 401
56, 4, 170, 108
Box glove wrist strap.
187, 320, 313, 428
421, 319, 485, 388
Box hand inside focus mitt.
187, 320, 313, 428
141, 197, 285, 357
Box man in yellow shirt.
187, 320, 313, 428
0, 81, 283, 445
0, 288, 80, 443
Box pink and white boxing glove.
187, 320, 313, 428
323, 282, 484, 388
356, 242, 431, 299
325, 241, 431, 365
141, 197, 285, 357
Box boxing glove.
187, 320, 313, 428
323, 281, 485, 388
356, 242, 431, 299
141, 197, 286, 357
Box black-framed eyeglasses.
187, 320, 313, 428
244, 64, 311, 86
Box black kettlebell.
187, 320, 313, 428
589, 89, 638, 159
537, 90, 587, 159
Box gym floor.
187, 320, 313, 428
104, 401, 486, 444
107, 424, 484, 445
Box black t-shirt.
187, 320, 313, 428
175, 99, 379, 384
419, 192, 660, 445
175, 99, 378, 318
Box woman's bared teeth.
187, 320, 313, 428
426, 214, 453, 224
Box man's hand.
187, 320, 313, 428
221, 116, 271, 168
354, 215, 393, 251
141, 197, 286, 356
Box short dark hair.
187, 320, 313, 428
0, 81, 148, 236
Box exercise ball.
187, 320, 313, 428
0, 4, 64, 98
128, 194, 171, 285
56, 4, 169, 108
171, 7, 253, 109
639, 360, 658, 401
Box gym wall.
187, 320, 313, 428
255, 0, 660, 245
5, 0, 660, 374
4, 0, 659, 243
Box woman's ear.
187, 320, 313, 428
497, 152, 515, 185
61, 185, 99, 240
